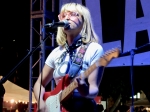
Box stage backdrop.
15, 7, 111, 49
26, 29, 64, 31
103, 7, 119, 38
59, 0, 150, 67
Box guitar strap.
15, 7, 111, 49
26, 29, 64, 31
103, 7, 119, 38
68, 43, 89, 78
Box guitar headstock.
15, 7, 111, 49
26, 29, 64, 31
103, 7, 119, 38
99, 47, 120, 67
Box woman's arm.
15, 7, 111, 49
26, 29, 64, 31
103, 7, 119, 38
33, 64, 54, 111
76, 66, 104, 99
87, 66, 104, 98
76, 43, 105, 98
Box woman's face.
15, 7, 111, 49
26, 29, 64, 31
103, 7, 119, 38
58, 9, 83, 33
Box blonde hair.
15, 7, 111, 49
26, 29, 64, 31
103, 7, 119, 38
56, 3, 99, 46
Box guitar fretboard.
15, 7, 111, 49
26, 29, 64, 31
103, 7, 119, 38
60, 81, 78, 101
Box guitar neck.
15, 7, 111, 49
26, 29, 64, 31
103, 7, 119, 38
60, 62, 98, 102
60, 81, 78, 101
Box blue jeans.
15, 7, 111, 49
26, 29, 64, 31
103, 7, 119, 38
61, 92, 98, 112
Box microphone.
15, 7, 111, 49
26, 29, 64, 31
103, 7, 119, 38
119, 43, 150, 57
44, 20, 69, 28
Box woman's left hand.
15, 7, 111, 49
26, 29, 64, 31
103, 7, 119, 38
75, 77, 89, 96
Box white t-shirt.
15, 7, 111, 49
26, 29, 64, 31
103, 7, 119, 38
45, 42, 104, 85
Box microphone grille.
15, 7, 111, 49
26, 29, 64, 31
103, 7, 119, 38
63, 20, 69, 28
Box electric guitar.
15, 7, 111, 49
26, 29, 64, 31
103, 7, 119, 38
43, 47, 120, 112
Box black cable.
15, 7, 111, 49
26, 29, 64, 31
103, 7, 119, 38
38, 55, 43, 111
37, 28, 56, 111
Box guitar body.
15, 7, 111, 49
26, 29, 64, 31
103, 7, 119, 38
43, 74, 71, 112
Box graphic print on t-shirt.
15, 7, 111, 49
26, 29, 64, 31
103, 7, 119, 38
53, 61, 71, 77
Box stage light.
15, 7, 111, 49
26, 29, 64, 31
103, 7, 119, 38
10, 99, 15, 104
18, 100, 21, 103
137, 92, 140, 99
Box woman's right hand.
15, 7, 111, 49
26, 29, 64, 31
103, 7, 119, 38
36, 99, 48, 112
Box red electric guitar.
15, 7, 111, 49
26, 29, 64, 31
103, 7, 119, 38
43, 48, 120, 112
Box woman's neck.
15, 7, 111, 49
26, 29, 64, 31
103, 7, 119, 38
66, 34, 80, 46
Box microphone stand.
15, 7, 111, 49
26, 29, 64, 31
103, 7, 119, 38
129, 49, 135, 112
119, 43, 150, 112
0, 30, 54, 112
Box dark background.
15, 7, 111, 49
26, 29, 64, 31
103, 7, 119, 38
0, 0, 150, 102
0, 1, 30, 88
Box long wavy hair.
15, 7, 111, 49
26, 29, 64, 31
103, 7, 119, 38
56, 2, 99, 46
